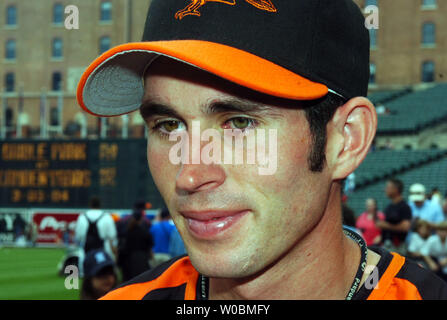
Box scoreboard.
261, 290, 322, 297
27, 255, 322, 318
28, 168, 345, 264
0, 139, 164, 209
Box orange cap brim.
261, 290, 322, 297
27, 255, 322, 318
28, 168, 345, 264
77, 40, 328, 117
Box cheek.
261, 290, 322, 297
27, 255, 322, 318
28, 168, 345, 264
147, 143, 177, 196
247, 126, 327, 222
259, 128, 311, 193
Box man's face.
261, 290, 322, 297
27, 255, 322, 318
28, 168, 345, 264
414, 200, 424, 208
142, 57, 333, 278
417, 225, 430, 238
385, 181, 398, 199
437, 229, 447, 240
365, 198, 376, 212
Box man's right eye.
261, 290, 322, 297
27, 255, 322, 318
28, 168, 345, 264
152, 120, 186, 136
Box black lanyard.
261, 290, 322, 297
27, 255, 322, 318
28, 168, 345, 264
198, 226, 368, 300
343, 226, 368, 300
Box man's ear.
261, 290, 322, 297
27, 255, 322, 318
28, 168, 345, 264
326, 97, 377, 181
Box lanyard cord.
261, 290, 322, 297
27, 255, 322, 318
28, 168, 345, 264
343, 226, 368, 300
199, 227, 368, 300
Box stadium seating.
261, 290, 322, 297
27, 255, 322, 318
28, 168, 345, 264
372, 83, 447, 134
348, 150, 447, 215
354, 149, 446, 188
368, 87, 413, 105
346, 83, 447, 215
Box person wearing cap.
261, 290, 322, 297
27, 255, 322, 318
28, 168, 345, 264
420, 222, 447, 282
80, 249, 118, 300
77, 0, 447, 299
408, 183, 444, 225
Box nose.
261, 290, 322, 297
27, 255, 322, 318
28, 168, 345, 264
176, 161, 226, 194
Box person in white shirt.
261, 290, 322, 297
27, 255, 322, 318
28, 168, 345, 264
420, 222, 447, 281
75, 197, 118, 277
407, 220, 431, 269
408, 183, 444, 224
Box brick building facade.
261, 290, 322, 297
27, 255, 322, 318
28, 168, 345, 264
1, 0, 446, 137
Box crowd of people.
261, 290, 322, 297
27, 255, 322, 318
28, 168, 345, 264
74, 180, 447, 299
73, 198, 186, 300
345, 179, 447, 282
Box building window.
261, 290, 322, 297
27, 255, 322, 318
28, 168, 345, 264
5, 39, 16, 60
52, 38, 63, 58
5, 107, 13, 127
422, 0, 437, 9
50, 106, 60, 126
53, 3, 64, 24
422, 22, 436, 45
52, 72, 63, 91
99, 36, 111, 54
6, 5, 17, 26
5, 73, 15, 92
422, 61, 435, 82
369, 63, 376, 84
100, 1, 112, 21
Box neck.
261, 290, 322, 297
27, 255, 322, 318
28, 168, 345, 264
209, 183, 361, 300
391, 195, 403, 204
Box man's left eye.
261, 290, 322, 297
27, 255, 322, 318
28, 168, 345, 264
224, 117, 257, 130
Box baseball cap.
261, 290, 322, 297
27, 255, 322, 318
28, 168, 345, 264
409, 183, 426, 202
83, 249, 115, 278
77, 0, 370, 117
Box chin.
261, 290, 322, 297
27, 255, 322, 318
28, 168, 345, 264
188, 249, 262, 279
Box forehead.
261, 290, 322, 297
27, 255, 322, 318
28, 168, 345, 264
142, 56, 311, 111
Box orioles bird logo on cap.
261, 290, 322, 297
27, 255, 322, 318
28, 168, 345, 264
175, 0, 277, 20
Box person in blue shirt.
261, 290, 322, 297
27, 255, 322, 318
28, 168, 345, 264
169, 227, 187, 258
150, 208, 175, 266
408, 183, 444, 225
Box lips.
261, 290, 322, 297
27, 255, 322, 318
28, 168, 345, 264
180, 210, 249, 239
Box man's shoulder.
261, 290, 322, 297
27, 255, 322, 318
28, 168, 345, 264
428, 200, 443, 213
394, 256, 447, 299
426, 234, 440, 244
399, 200, 412, 209
365, 247, 447, 300
85, 209, 103, 218
100, 255, 199, 300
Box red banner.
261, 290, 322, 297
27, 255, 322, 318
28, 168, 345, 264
33, 213, 80, 244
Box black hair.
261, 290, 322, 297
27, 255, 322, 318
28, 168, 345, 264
388, 178, 404, 195
89, 196, 101, 209
304, 93, 346, 172
133, 200, 147, 211
160, 208, 170, 220
80, 266, 117, 300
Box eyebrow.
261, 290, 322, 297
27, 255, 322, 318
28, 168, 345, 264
139, 99, 184, 121
204, 98, 283, 117
139, 97, 283, 121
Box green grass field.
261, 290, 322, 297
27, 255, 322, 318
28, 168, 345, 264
0, 247, 81, 300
